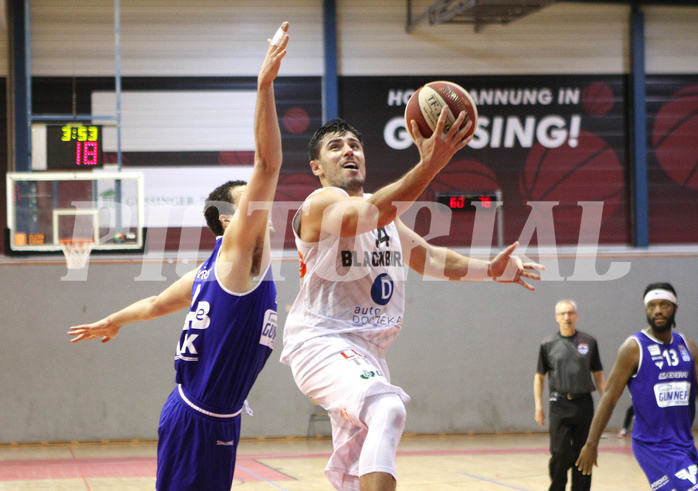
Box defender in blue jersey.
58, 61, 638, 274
577, 283, 698, 491
68, 22, 290, 490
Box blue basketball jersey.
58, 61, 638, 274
174, 237, 277, 414
628, 331, 696, 446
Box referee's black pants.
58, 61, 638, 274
548, 393, 593, 491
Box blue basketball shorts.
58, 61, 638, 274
633, 438, 698, 491
156, 387, 242, 491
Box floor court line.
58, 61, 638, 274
457, 471, 533, 491
0, 457, 291, 482
68, 448, 91, 491
0, 447, 560, 482
236, 463, 290, 491
0, 433, 650, 490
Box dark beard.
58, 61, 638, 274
647, 312, 675, 333
327, 174, 364, 193
340, 176, 364, 192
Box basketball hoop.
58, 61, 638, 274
59, 239, 95, 270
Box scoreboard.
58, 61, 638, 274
435, 191, 500, 212
45, 124, 103, 170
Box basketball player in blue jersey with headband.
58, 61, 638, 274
576, 282, 698, 491
68, 22, 290, 491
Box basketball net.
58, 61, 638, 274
60, 239, 95, 270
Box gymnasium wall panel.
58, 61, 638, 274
644, 7, 698, 74
26, 0, 324, 77
2, 3, 698, 78
337, 1, 630, 75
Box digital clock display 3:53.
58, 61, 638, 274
46, 125, 103, 170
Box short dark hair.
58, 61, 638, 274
203, 180, 247, 236
308, 118, 363, 162
643, 282, 677, 303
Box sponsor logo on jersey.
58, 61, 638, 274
259, 309, 277, 349
680, 344, 691, 362
577, 343, 589, 355
176, 335, 199, 361
371, 273, 394, 306
352, 306, 402, 327
360, 369, 383, 380
654, 381, 691, 407
341, 349, 366, 361
341, 349, 378, 369
676, 465, 698, 487
650, 474, 669, 490
658, 371, 689, 380
339, 227, 403, 268
340, 250, 403, 268
176, 300, 212, 362
649, 343, 664, 369
339, 350, 384, 379
188, 301, 211, 330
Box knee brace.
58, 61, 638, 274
358, 393, 407, 478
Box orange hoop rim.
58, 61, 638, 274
59, 238, 96, 246
59, 239, 96, 270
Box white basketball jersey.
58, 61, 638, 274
281, 188, 406, 364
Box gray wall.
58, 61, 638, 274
1, 252, 696, 443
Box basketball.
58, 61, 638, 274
404, 81, 478, 141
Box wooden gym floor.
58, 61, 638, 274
0, 432, 652, 490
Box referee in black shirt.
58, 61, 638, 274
534, 299, 606, 491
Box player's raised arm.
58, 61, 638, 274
364, 108, 473, 222
218, 22, 288, 281
67, 268, 198, 343
299, 110, 473, 242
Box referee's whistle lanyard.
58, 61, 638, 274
561, 335, 581, 358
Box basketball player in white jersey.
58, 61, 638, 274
281, 113, 544, 491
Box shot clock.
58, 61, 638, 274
46, 124, 103, 170
436, 191, 500, 212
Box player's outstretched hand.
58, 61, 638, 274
68, 319, 120, 344
575, 443, 598, 475
488, 241, 544, 291
259, 22, 289, 87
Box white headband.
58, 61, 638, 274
644, 289, 677, 306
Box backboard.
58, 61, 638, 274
6, 171, 145, 254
